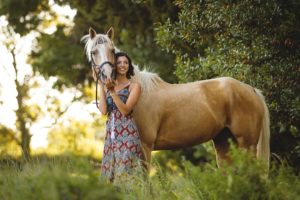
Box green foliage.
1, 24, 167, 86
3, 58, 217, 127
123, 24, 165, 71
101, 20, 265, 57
30, 25, 88, 88
0, 0, 51, 35
47, 116, 106, 159
156, 0, 300, 169
118, 147, 300, 200
0, 156, 122, 200
0, 125, 21, 157
154, 142, 216, 171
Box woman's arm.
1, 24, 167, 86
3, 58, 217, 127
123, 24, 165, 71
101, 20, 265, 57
110, 83, 141, 116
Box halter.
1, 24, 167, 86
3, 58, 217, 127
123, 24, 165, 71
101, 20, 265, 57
90, 51, 115, 83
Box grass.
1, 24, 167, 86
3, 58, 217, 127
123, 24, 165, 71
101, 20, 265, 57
0, 149, 299, 200
0, 156, 121, 200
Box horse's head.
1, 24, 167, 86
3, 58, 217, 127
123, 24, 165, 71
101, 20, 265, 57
81, 27, 116, 83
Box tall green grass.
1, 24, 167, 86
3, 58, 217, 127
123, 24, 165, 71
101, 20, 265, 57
117, 148, 300, 200
0, 149, 299, 200
0, 156, 121, 200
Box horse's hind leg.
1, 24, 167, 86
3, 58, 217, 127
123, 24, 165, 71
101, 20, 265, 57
229, 118, 260, 156
213, 128, 235, 167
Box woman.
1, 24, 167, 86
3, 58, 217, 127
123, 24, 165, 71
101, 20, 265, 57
93, 52, 143, 182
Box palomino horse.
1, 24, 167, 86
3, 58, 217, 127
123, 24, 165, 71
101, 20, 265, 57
81, 27, 270, 169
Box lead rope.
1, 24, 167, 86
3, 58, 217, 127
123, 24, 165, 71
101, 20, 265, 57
95, 76, 100, 109
91, 51, 100, 109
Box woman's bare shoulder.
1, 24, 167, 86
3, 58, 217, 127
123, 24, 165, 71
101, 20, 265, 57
129, 82, 141, 92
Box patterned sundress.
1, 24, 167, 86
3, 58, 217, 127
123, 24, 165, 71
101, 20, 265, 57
101, 84, 143, 182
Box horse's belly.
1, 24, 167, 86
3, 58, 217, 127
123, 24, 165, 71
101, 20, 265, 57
153, 116, 223, 150
154, 133, 212, 150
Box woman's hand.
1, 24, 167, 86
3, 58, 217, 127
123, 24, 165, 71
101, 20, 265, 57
92, 67, 104, 86
105, 79, 115, 92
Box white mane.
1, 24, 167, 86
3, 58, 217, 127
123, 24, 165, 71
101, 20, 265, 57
131, 65, 165, 94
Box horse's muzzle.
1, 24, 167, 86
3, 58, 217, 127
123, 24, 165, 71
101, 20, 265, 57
96, 61, 116, 83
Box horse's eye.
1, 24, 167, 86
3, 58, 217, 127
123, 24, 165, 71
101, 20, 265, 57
92, 50, 97, 55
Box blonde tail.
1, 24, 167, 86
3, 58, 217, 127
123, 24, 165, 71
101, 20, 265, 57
255, 89, 270, 169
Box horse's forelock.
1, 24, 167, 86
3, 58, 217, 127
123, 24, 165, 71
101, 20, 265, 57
81, 34, 113, 62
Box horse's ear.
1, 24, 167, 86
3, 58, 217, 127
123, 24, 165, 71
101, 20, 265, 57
106, 27, 114, 40
89, 27, 97, 39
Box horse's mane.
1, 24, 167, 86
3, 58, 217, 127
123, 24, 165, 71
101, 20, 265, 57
131, 65, 166, 94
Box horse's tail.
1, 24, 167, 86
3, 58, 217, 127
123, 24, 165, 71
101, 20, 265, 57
255, 89, 270, 169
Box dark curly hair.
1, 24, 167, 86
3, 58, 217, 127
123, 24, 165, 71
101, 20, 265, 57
115, 52, 135, 79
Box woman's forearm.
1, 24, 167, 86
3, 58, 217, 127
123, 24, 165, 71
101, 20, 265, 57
98, 83, 107, 115
110, 92, 131, 115
110, 84, 141, 116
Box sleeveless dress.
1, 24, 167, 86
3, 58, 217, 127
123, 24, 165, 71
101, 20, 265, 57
101, 84, 143, 181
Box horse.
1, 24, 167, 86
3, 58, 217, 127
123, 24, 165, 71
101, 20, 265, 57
81, 27, 270, 169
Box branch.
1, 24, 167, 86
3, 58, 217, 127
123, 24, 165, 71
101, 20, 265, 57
45, 92, 84, 127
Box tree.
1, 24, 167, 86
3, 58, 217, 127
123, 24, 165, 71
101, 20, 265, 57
0, 0, 51, 35
0, 2, 88, 159
0, 25, 43, 160
156, 0, 300, 169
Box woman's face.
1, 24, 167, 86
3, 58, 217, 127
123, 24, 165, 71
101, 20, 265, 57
116, 56, 129, 76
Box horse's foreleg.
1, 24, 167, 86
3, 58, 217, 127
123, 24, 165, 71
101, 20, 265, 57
140, 142, 152, 171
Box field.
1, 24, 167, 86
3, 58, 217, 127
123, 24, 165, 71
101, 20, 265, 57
1, 149, 299, 200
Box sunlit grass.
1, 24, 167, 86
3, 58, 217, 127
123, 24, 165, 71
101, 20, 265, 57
0, 155, 120, 200
0, 148, 299, 200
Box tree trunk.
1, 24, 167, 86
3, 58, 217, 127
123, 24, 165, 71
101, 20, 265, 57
18, 109, 31, 161
11, 48, 31, 160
